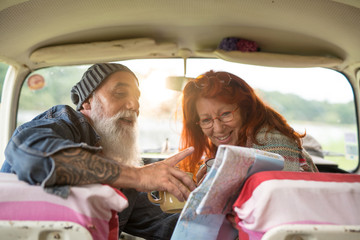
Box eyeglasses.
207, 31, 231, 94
193, 72, 232, 89
197, 107, 239, 129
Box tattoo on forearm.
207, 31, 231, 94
51, 148, 121, 186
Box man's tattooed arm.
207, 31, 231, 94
47, 148, 121, 186
45, 146, 197, 201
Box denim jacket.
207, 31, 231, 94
1, 105, 178, 239
1, 105, 101, 186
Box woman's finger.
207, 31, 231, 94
196, 164, 207, 184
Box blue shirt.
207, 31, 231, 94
1, 104, 178, 239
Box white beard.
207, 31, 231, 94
90, 94, 142, 167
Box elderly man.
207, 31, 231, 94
0, 63, 196, 239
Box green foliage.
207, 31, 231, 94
258, 90, 356, 125
0, 63, 10, 102
18, 66, 86, 111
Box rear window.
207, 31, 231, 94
17, 59, 358, 172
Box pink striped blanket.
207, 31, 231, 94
0, 173, 128, 240
233, 171, 360, 240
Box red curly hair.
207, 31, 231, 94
178, 70, 304, 175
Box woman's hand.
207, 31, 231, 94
196, 163, 207, 184
196, 158, 215, 185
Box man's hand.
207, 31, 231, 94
132, 147, 196, 201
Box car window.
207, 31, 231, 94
17, 59, 358, 171
0, 62, 10, 104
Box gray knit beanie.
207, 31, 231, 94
71, 63, 138, 111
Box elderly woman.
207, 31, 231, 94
178, 70, 318, 182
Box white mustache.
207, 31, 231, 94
116, 110, 138, 122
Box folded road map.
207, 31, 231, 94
171, 145, 284, 240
